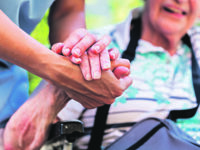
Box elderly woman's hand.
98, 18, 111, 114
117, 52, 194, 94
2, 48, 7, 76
51, 28, 130, 80
50, 28, 132, 108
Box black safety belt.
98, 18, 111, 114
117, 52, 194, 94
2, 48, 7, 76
87, 17, 141, 150
167, 34, 200, 121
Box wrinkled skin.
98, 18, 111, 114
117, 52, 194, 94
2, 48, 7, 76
3, 81, 69, 150
3, 28, 132, 150
142, 0, 200, 55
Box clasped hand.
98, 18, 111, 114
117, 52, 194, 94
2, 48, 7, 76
3, 28, 132, 150
51, 28, 132, 108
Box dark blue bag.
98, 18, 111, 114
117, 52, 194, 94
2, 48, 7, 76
106, 118, 200, 150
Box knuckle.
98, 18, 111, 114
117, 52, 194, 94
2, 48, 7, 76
122, 59, 131, 67
88, 49, 96, 56
79, 35, 96, 51
77, 41, 87, 50
112, 88, 124, 97
87, 33, 97, 43
51, 43, 63, 52
123, 58, 131, 64
66, 36, 78, 46
102, 35, 111, 46
68, 28, 87, 44
74, 28, 88, 37
113, 47, 119, 53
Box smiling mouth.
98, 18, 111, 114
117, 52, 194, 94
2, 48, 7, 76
163, 6, 187, 15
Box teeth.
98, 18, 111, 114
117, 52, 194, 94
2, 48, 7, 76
164, 6, 187, 15
168, 7, 182, 14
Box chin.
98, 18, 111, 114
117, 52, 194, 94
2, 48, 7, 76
157, 22, 185, 37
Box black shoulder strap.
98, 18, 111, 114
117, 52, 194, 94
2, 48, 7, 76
168, 34, 200, 121
87, 104, 110, 150
87, 17, 142, 150
121, 17, 142, 62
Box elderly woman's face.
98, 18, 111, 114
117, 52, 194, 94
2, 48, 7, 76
144, 0, 200, 36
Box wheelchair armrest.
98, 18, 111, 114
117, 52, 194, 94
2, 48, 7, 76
46, 120, 84, 144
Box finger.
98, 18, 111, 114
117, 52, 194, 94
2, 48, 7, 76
113, 66, 130, 79
71, 33, 96, 57
90, 35, 111, 54
63, 28, 88, 53
108, 47, 120, 60
111, 58, 131, 71
70, 56, 82, 64
51, 43, 64, 54
100, 49, 111, 71
119, 75, 133, 90
62, 46, 71, 56
80, 52, 92, 81
88, 50, 101, 79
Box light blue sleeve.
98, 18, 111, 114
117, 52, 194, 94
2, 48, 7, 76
0, 0, 54, 123
0, 63, 29, 123
0, 0, 55, 34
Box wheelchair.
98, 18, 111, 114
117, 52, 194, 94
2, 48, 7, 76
41, 120, 84, 150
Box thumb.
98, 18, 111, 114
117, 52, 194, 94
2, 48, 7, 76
113, 66, 130, 79
111, 58, 130, 71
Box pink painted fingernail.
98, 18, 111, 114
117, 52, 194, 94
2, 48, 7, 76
71, 56, 81, 64
92, 45, 100, 54
102, 63, 111, 70
85, 74, 92, 81
92, 72, 101, 79
52, 43, 64, 53
72, 48, 81, 57
109, 52, 116, 60
62, 47, 71, 56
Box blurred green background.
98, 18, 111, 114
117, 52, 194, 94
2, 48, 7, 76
29, 0, 144, 94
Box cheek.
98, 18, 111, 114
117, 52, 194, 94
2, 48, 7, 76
190, 0, 200, 17
197, 7, 200, 18
184, 1, 200, 28
146, 4, 160, 22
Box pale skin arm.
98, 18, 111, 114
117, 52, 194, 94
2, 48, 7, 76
3, 49, 131, 149
1, 8, 132, 149
1, 0, 132, 148
2, 25, 131, 149
48, 0, 120, 79
48, 0, 130, 82
3, 56, 131, 150
0, 10, 132, 102
3, 57, 131, 150
48, 0, 86, 44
